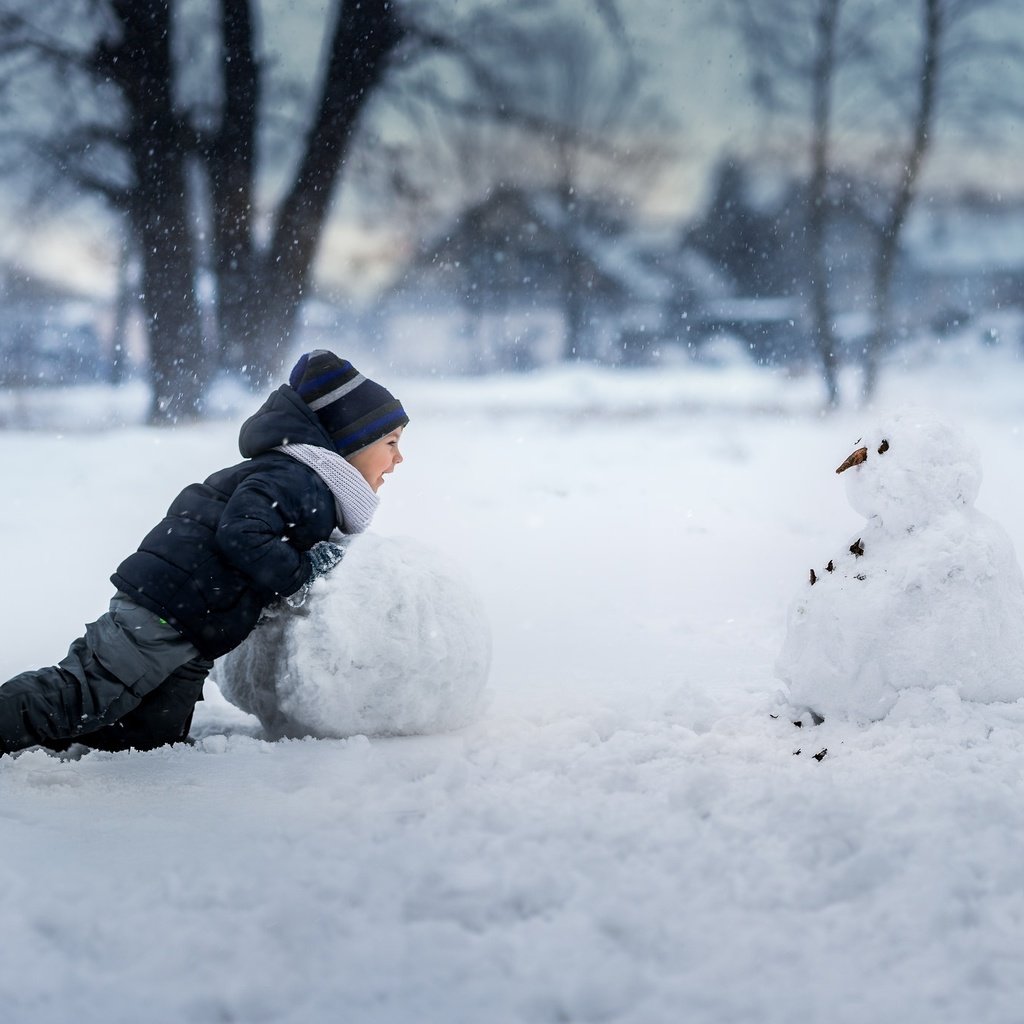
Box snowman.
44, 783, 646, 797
215, 533, 492, 739
776, 408, 1024, 723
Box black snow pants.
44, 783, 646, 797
0, 594, 212, 755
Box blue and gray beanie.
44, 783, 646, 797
289, 350, 408, 457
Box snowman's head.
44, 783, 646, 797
837, 409, 981, 530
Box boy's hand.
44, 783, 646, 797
287, 541, 344, 607
308, 540, 345, 579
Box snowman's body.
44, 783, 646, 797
215, 533, 491, 739
777, 410, 1024, 722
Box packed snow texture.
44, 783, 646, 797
216, 533, 492, 739
6, 348, 1024, 1024
777, 408, 1024, 722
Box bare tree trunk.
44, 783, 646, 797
109, 236, 135, 385
208, 0, 259, 381
249, 0, 403, 383
807, 0, 842, 408
557, 171, 587, 361
862, 0, 941, 401
98, 0, 206, 423
135, 205, 206, 422
563, 266, 587, 360
206, 0, 402, 387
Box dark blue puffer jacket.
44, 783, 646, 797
111, 385, 339, 659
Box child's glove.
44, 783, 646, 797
307, 540, 345, 580
285, 541, 345, 610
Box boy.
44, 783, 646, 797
0, 350, 407, 755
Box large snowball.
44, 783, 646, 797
215, 534, 491, 739
777, 411, 1024, 723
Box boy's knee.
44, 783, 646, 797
81, 659, 211, 752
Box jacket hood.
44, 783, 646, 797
238, 385, 336, 458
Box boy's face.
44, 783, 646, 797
346, 427, 405, 493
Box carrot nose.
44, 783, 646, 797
836, 447, 868, 474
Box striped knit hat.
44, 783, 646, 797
288, 350, 408, 457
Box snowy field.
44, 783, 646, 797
3, 340, 1024, 1023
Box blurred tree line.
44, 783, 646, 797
718, 0, 1024, 406
0, 0, 666, 421
0, 0, 1022, 417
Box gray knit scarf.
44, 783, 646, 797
275, 443, 379, 535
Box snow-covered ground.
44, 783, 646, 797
4, 340, 1024, 1024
